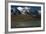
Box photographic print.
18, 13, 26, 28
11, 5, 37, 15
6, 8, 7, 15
11, 6, 41, 28
8, 2, 44, 32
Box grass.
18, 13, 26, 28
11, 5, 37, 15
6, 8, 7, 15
11, 15, 41, 28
